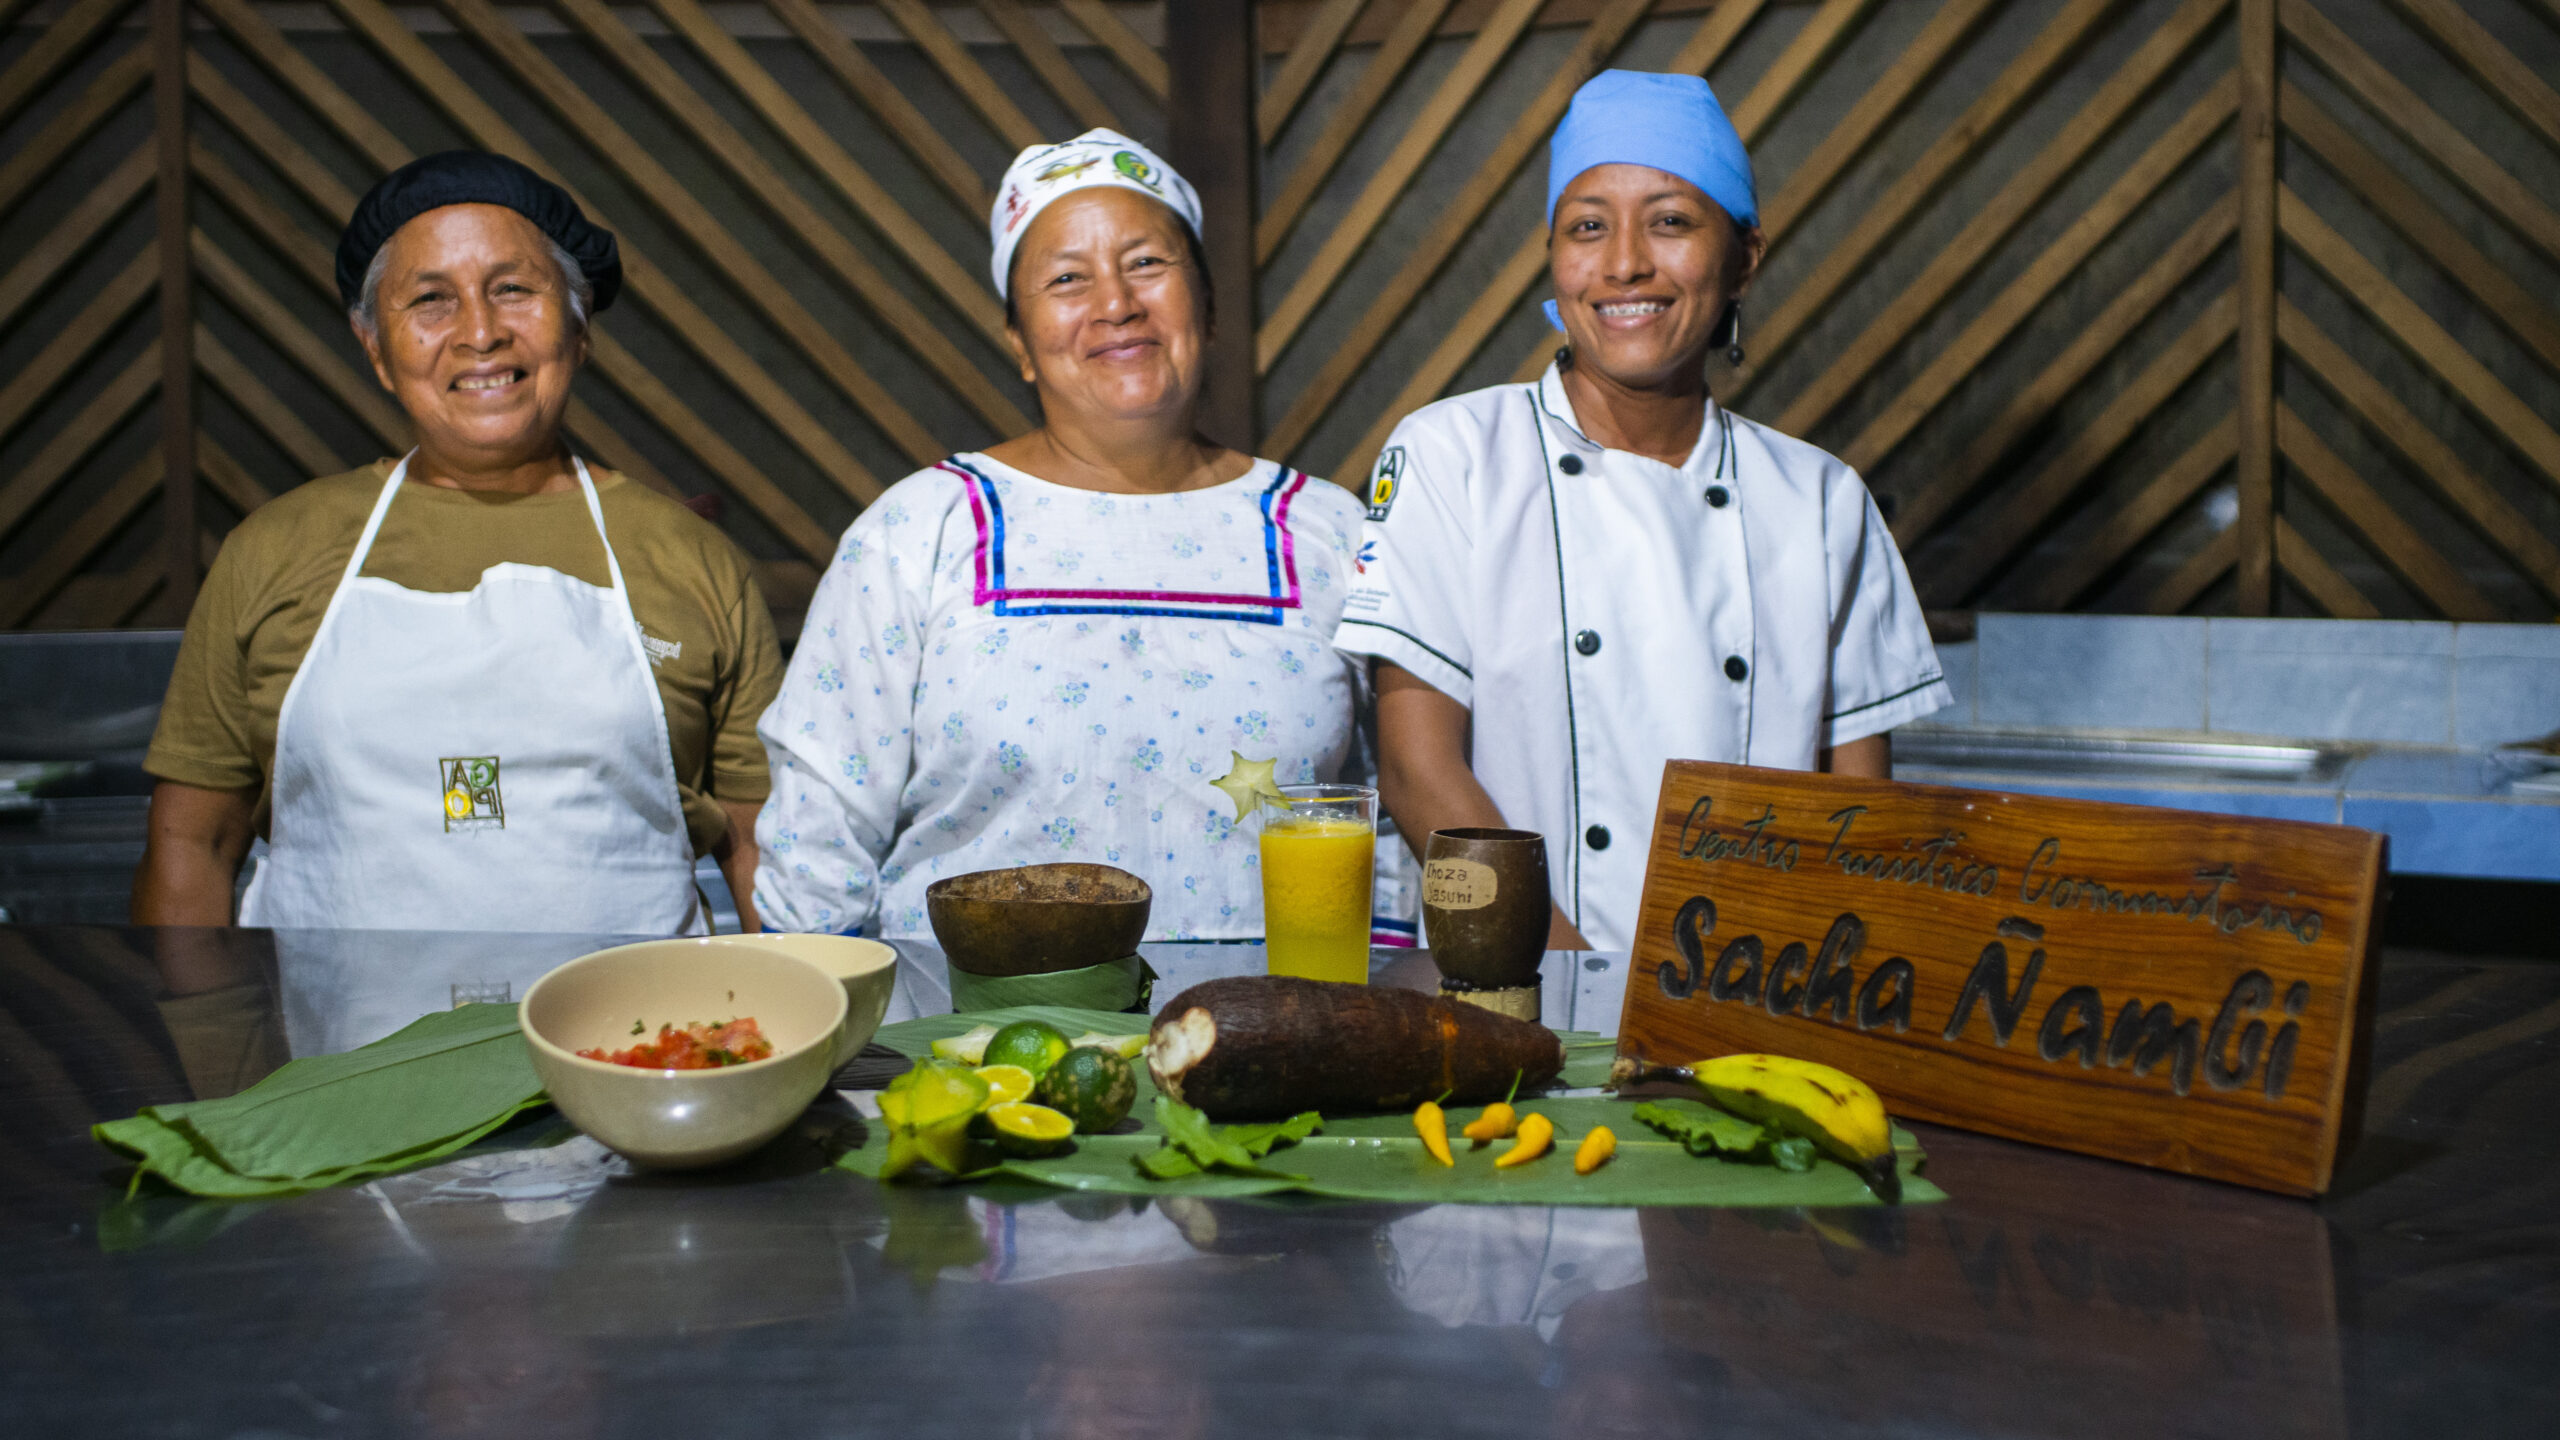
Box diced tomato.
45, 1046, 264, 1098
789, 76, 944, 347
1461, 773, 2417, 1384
577, 1017, 774, 1070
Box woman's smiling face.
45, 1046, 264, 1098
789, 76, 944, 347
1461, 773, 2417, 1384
1005, 187, 1208, 427
1549, 163, 1763, 391
360, 203, 586, 468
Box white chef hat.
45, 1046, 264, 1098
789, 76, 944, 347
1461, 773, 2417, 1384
988, 128, 1202, 299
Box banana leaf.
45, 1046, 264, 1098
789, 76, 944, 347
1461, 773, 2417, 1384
96, 1004, 547, 1197
844, 1012, 1943, 1207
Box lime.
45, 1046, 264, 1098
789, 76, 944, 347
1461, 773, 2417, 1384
1036, 1045, 1137, 1133
1066, 1031, 1150, 1061
976, 1063, 1036, 1106
983, 1101, 1076, 1157
929, 1023, 1000, 1065
982, 1020, 1072, 1077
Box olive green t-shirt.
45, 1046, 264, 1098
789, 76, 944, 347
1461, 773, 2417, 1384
146, 461, 784, 853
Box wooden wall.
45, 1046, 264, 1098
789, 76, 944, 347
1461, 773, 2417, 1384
1, 0, 2554, 633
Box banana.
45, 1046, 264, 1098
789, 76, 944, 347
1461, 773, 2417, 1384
1689, 1054, 1900, 1203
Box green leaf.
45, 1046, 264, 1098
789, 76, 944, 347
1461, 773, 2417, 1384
1631, 1100, 1767, 1157
1769, 1136, 1819, 1173
1148, 1097, 1311, 1180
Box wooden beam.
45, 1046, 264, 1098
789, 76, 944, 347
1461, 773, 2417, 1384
308, 0, 888, 503
875, 0, 1044, 150
0, 0, 135, 133
0, 246, 156, 445
1258, 0, 1548, 372
2276, 401, 2499, 619
1737, 0, 2126, 389
1841, 75, 2237, 477
195, 431, 276, 515
2279, 186, 2560, 497
153, 0, 198, 617
1254, 0, 1458, 264
2280, 0, 2560, 269
0, 44, 148, 218
193, 324, 345, 479
1258, 0, 1366, 142
1766, 0, 2232, 433
0, 444, 162, 630
2275, 516, 2380, 617
1923, 289, 2238, 606
1892, 196, 2235, 545
1168, 0, 1262, 450
1757, 0, 2003, 239
0, 342, 157, 547
554, 0, 1029, 440
1258, 0, 1663, 463
2282, 80, 2560, 377
585, 329, 838, 562
2278, 297, 2560, 607
2147, 520, 2237, 612
0, 142, 150, 338
1060, 0, 1169, 104
2382, 0, 2560, 154
1725, 0, 1879, 141
648, 0, 1008, 352
2235, 0, 2276, 614
979, 0, 1121, 133
761, 0, 991, 219
194, 0, 408, 171
2020, 413, 2237, 610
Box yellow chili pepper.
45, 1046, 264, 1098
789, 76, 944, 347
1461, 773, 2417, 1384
1413, 1101, 1454, 1166
1574, 1124, 1617, 1175
1462, 1103, 1517, 1146
1494, 1112, 1555, 1169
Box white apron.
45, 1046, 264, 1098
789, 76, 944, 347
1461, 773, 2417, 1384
240, 455, 704, 935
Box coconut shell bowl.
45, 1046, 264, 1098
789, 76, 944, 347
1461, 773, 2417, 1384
925, 863, 1153, 977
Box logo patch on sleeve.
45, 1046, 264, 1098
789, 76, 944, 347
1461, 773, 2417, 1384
1366, 446, 1406, 522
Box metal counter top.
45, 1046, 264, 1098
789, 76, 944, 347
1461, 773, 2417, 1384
3, 925, 2554, 1438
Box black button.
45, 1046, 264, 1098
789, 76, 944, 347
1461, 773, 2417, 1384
1585, 825, 1611, 851
1574, 629, 1601, 656
1558, 454, 1584, 475
1705, 485, 1730, 508
1724, 655, 1749, 682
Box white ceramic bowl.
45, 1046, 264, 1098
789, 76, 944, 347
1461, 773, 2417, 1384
692, 934, 900, 1068
520, 939, 848, 1170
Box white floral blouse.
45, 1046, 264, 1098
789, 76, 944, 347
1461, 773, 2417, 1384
753, 453, 1387, 941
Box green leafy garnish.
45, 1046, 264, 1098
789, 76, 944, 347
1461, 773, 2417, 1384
1138, 1098, 1321, 1180
1631, 1100, 1819, 1172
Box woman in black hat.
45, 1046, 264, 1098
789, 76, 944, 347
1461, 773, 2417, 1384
134, 153, 781, 934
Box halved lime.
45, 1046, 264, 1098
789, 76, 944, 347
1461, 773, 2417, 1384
982, 1020, 1071, 1078
983, 1101, 1076, 1157
976, 1063, 1036, 1106
929, 1023, 1000, 1065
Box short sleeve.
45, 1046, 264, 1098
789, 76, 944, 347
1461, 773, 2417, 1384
706, 572, 784, 804
1332, 423, 1476, 708
144, 531, 265, 793
1822, 477, 1950, 747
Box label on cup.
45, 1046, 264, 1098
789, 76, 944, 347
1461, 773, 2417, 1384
1423, 858, 1498, 911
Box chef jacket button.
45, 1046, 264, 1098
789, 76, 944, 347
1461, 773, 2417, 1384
1705, 485, 1731, 508
1724, 655, 1749, 682
1585, 825, 1611, 851
1574, 629, 1601, 656
1558, 453, 1584, 475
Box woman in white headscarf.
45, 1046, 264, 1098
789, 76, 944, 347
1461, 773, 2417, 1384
754, 131, 1375, 941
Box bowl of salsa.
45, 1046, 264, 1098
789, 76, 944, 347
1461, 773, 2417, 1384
521, 939, 848, 1169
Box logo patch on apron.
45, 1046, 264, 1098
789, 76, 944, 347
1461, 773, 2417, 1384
1366, 446, 1406, 522
440, 756, 506, 832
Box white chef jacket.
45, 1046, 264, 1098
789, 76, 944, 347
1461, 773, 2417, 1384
1333, 364, 1947, 950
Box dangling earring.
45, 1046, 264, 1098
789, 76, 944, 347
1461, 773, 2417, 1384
1710, 301, 1745, 366
1554, 344, 1574, 372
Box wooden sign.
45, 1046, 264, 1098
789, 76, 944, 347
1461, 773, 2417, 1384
1614, 762, 2386, 1195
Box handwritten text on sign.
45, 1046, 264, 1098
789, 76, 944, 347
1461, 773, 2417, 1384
1614, 763, 2384, 1195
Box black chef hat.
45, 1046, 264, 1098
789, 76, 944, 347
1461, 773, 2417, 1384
335, 151, 622, 316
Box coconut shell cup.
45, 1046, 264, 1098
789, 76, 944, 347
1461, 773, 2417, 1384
1422, 828, 1551, 989
926, 863, 1153, 977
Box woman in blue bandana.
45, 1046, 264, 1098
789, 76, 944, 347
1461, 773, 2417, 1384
1335, 70, 1949, 951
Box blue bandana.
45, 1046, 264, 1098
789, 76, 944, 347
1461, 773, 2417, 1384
1542, 70, 1757, 330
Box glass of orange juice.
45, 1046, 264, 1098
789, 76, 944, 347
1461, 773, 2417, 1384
1257, 784, 1377, 984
